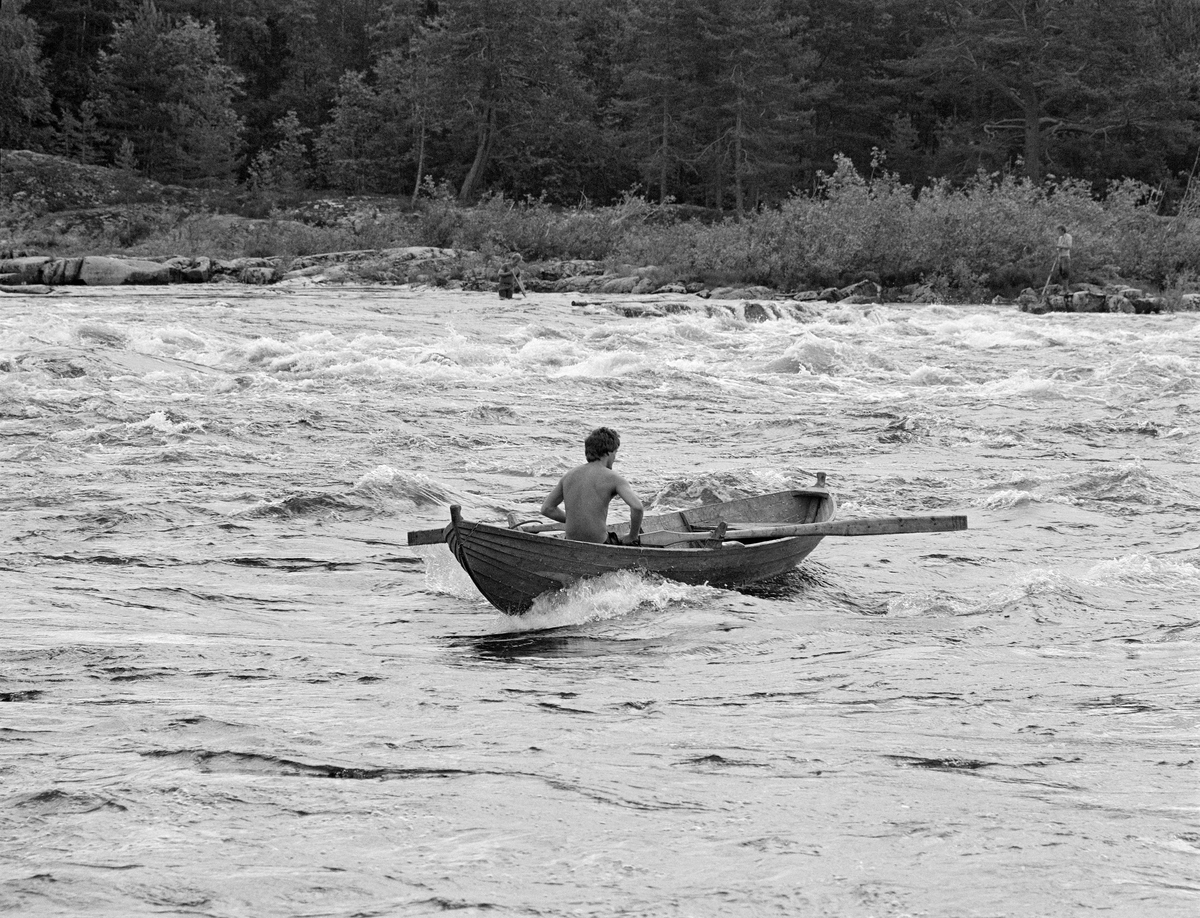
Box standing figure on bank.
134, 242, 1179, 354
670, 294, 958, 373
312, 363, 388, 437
541, 427, 643, 545
1056, 225, 1073, 288
497, 253, 526, 299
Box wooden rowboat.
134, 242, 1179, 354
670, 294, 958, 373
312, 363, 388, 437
408, 478, 842, 613
407, 476, 969, 614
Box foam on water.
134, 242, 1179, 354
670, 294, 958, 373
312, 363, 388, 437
350, 466, 457, 507
4, 288, 1198, 918
489, 569, 711, 632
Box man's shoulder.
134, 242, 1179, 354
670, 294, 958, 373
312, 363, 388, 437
566, 462, 622, 486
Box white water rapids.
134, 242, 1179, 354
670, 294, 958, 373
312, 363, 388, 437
1, 286, 1197, 916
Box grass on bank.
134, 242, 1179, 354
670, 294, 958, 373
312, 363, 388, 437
5, 155, 1199, 302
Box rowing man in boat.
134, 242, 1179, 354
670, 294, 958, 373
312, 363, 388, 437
541, 427, 644, 545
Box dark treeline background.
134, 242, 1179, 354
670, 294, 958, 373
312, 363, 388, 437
3, 0, 1199, 212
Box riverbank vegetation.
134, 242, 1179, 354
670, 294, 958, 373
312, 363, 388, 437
8, 151, 1198, 302
3, 0, 1200, 301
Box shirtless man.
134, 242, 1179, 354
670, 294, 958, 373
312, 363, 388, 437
541, 427, 644, 544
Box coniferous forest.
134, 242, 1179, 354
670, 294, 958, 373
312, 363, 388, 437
3, 0, 1200, 300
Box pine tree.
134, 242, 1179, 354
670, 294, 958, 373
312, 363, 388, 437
248, 110, 311, 201
91, 1, 244, 185
409, 0, 594, 202
900, 0, 1200, 186
23, 0, 138, 114
614, 0, 703, 203
314, 71, 404, 193
0, 0, 53, 151
693, 0, 815, 212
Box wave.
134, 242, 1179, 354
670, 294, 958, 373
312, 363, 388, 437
1094, 353, 1198, 392
1077, 554, 1200, 592
489, 570, 712, 632
649, 469, 797, 509
978, 463, 1192, 511
886, 591, 971, 617
240, 492, 365, 520
6, 789, 127, 814
50, 409, 206, 448
982, 488, 1040, 510
350, 467, 457, 507
982, 554, 1200, 619
1057, 462, 1179, 509
141, 748, 472, 780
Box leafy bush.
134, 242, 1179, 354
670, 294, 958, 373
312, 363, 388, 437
410, 184, 660, 261
609, 155, 1200, 299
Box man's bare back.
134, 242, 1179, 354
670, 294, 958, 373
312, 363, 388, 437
540, 428, 643, 544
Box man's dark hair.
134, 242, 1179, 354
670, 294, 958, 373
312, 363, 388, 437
584, 427, 620, 462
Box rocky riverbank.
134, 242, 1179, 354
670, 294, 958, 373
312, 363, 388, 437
2, 149, 1196, 311
0, 245, 895, 305
3, 245, 1187, 315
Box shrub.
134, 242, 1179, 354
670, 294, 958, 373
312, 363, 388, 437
607, 156, 1200, 299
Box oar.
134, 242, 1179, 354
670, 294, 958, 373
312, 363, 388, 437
407, 524, 451, 546
1040, 253, 1060, 299
639, 514, 968, 547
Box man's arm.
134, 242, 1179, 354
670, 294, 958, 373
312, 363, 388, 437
614, 477, 644, 544
541, 480, 567, 523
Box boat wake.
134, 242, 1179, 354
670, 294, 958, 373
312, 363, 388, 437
487, 570, 714, 633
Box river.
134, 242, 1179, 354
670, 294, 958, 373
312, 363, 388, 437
1, 285, 1197, 917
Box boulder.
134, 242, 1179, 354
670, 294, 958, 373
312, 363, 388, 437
1132, 296, 1164, 314
791, 289, 827, 302
706, 286, 778, 300
1070, 290, 1108, 312
183, 257, 213, 283
1016, 288, 1041, 310
838, 279, 881, 301
283, 264, 327, 281
596, 275, 639, 294
164, 255, 213, 283
0, 256, 51, 283
1107, 295, 1135, 313
40, 257, 85, 285
743, 302, 773, 322
1, 284, 52, 294
238, 265, 280, 285
78, 256, 172, 285
552, 274, 596, 293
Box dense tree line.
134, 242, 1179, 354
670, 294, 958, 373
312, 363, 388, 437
3, 0, 1199, 210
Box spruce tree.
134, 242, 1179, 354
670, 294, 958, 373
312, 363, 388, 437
0, 0, 52, 152
408, 0, 593, 202
91, 1, 244, 186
